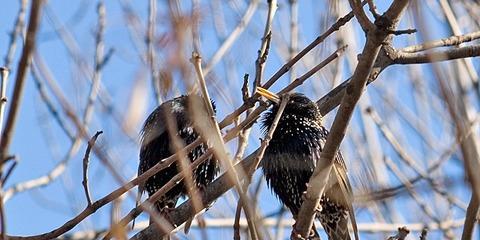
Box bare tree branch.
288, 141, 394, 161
203, 0, 260, 76
461, 194, 479, 240
395, 45, 480, 64
402, 31, 480, 53
0, 67, 10, 144
3, 0, 28, 69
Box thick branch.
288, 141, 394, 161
461, 193, 479, 240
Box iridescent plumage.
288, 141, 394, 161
261, 93, 355, 240
138, 95, 218, 212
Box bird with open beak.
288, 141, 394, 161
256, 87, 357, 240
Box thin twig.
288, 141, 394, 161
251, 94, 290, 174
3, 0, 28, 69
235, 1, 277, 237
83, 2, 106, 124
233, 75, 255, 239
233, 201, 243, 240
384, 156, 454, 238
163, 107, 203, 235
388, 28, 417, 35
43, 5, 127, 140
233, 74, 252, 163
355, 119, 476, 204
32, 53, 168, 238
82, 131, 103, 206
430, 52, 480, 239
234, 94, 290, 240
253, 0, 277, 89
367, 0, 381, 19
232, 74, 252, 239
0, 67, 10, 142
2, 68, 79, 203
395, 45, 480, 64
191, 52, 260, 240
279, 45, 348, 95
6, 141, 180, 240
147, 0, 161, 104
1, 156, 17, 185
402, 31, 480, 53
110, 195, 127, 239
366, 107, 467, 210
0, 190, 6, 240
203, 0, 260, 75
219, 5, 358, 129
288, 0, 298, 83
5, 15, 115, 199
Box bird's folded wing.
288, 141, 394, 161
333, 161, 359, 240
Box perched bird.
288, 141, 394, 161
257, 87, 356, 240
138, 95, 218, 216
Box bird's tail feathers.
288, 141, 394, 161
320, 215, 351, 240
333, 165, 359, 240
133, 184, 144, 230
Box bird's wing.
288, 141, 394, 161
333, 154, 359, 240
140, 105, 167, 147
319, 125, 358, 240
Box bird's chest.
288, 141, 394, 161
270, 116, 323, 153
262, 118, 324, 172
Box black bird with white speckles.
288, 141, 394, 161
258, 89, 355, 240
138, 95, 218, 214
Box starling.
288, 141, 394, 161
138, 95, 218, 215
257, 87, 355, 240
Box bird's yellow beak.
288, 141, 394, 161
256, 87, 280, 104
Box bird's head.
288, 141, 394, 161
166, 95, 216, 116
140, 95, 216, 146
257, 87, 322, 130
